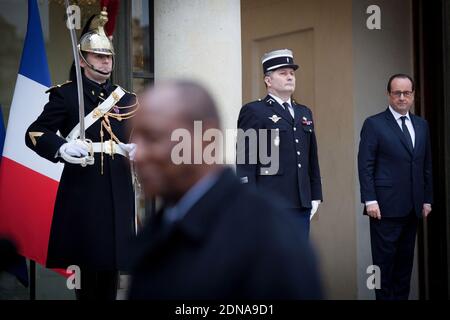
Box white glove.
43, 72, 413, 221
310, 200, 320, 221
119, 143, 137, 161
59, 139, 93, 165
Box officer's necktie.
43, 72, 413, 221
400, 116, 414, 151
282, 102, 294, 118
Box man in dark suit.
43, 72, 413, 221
128, 80, 322, 299
358, 74, 433, 300
236, 49, 323, 240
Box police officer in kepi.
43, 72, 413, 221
25, 9, 138, 300
236, 49, 323, 240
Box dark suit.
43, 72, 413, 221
25, 74, 137, 299
236, 96, 323, 237
128, 168, 322, 299
358, 108, 433, 299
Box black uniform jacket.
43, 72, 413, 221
236, 96, 323, 209
25, 74, 136, 270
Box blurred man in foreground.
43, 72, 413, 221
128, 80, 322, 299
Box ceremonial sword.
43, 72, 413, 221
64, 0, 93, 166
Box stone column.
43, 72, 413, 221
154, 0, 242, 164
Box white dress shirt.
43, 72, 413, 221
269, 94, 295, 118
388, 105, 415, 147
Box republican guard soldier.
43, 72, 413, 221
25, 9, 138, 300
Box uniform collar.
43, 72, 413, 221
83, 72, 112, 103
264, 95, 295, 124
268, 93, 292, 107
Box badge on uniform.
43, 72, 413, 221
302, 116, 313, 125
269, 115, 282, 123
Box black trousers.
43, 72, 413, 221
369, 213, 418, 300
75, 269, 118, 300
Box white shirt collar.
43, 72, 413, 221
389, 105, 410, 121
269, 93, 291, 108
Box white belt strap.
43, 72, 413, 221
66, 87, 125, 142
92, 141, 128, 158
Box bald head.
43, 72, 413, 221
140, 80, 221, 129
132, 80, 223, 203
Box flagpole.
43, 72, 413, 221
29, 260, 36, 300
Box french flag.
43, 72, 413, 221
0, 0, 63, 267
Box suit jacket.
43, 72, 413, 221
358, 108, 433, 218
24, 74, 136, 270
236, 95, 323, 209
128, 168, 322, 299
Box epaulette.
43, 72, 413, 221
244, 98, 265, 108
45, 80, 72, 93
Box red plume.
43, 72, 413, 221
100, 0, 120, 37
